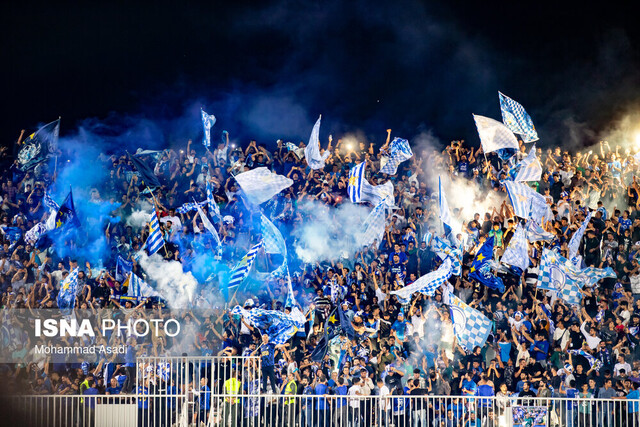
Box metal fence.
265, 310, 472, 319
5, 394, 638, 427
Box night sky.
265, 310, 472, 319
3, 1, 640, 150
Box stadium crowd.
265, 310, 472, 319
0, 128, 640, 424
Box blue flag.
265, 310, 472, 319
499, 91, 539, 142
230, 306, 297, 345
201, 108, 216, 148
380, 137, 412, 175
500, 224, 529, 272
17, 119, 60, 171
144, 212, 165, 255
443, 287, 492, 351
55, 189, 81, 229
469, 236, 505, 292
537, 248, 582, 305
127, 152, 162, 188
116, 256, 133, 283
57, 267, 79, 310
348, 161, 367, 203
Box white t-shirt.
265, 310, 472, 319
348, 384, 362, 408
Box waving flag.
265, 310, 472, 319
443, 287, 492, 351
55, 189, 81, 229
305, 115, 330, 170
230, 306, 297, 345
432, 235, 462, 276
17, 119, 60, 171
57, 267, 79, 310
228, 241, 264, 289
357, 201, 387, 248
127, 152, 162, 188
380, 137, 413, 175
261, 214, 286, 255
577, 266, 616, 289
504, 181, 546, 220
391, 258, 453, 303
196, 202, 221, 246
43, 191, 60, 211
501, 224, 529, 272
361, 180, 395, 207
472, 114, 519, 154
311, 306, 355, 361
515, 145, 542, 182
568, 211, 593, 261
525, 220, 554, 242
234, 167, 293, 205
537, 248, 582, 305
206, 171, 221, 219
144, 212, 165, 255
125, 272, 161, 298
469, 236, 505, 292
348, 161, 367, 203
499, 92, 539, 142
116, 256, 133, 283
176, 200, 207, 214
201, 108, 216, 148
439, 177, 454, 236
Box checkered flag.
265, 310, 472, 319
391, 257, 453, 303
499, 91, 539, 142
357, 201, 387, 248
380, 137, 412, 175
443, 287, 492, 351
432, 235, 462, 276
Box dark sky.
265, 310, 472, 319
2, 1, 640, 150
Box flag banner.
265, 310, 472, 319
285, 142, 305, 158
125, 272, 162, 298
380, 137, 413, 175
348, 161, 367, 203
504, 181, 547, 220
469, 235, 505, 292
128, 152, 162, 188
311, 306, 353, 362
439, 176, 453, 236
443, 287, 492, 351
499, 91, 539, 142
391, 257, 453, 303
361, 180, 395, 207
568, 211, 593, 260
472, 114, 519, 154
234, 167, 293, 205
501, 224, 530, 272
57, 267, 79, 310
201, 108, 216, 148
230, 306, 298, 345
515, 145, 542, 182
577, 266, 616, 289
176, 200, 207, 214
512, 406, 548, 427
196, 202, 221, 246
43, 191, 60, 211
432, 235, 462, 276
357, 201, 387, 248
116, 256, 133, 282
228, 241, 264, 288
54, 189, 81, 230
525, 219, 554, 242
537, 248, 582, 305
261, 214, 286, 255
206, 171, 221, 219
568, 349, 603, 371
145, 211, 165, 255
17, 119, 60, 171
304, 115, 330, 170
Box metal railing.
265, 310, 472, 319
4, 394, 638, 427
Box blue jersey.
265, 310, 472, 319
137, 386, 148, 409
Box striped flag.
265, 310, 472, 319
499, 92, 539, 142
57, 267, 79, 310
201, 108, 216, 148
206, 171, 221, 219
348, 161, 367, 203
568, 211, 593, 261
525, 219, 554, 242
439, 176, 453, 236
196, 202, 221, 246
515, 145, 542, 182
380, 137, 412, 175
304, 115, 330, 170
472, 114, 519, 154
145, 212, 165, 255
500, 224, 529, 272
125, 272, 161, 298
228, 241, 264, 289
503, 181, 546, 219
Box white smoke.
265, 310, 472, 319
126, 200, 155, 229
137, 253, 197, 308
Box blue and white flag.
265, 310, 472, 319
577, 266, 616, 289
57, 267, 79, 310
380, 137, 412, 175
176, 200, 207, 214
228, 241, 264, 289
234, 167, 293, 205
525, 219, 554, 242
357, 201, 387, 248
568, 349, 602, 371
206, 171, 221, 219
432, 235, 462, 276
116, 256, 133, 283
568, 211, 593, 261
201, 108, 216, 148
145, 212, 165, 255
285, 142, 304, 158
501, 224, 529, 272
196, 202, 221, 246
514, 145, 542, 182
361, 180, 395, 207
499, 92, 539, 142
439, 176, 454, 236
261, 214, 286, 255
391, 258, 453, 303
469, 236, 505, 292
348, 161, 367, 203
537, 248, 582, 305
304, 115, 330, 170
472, 114, 519, 154
443, 286, 492, 351
43, 191, 60, 211
125, 272, 161, 298
230, 306, 298, 345
504, 181, 546, 220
